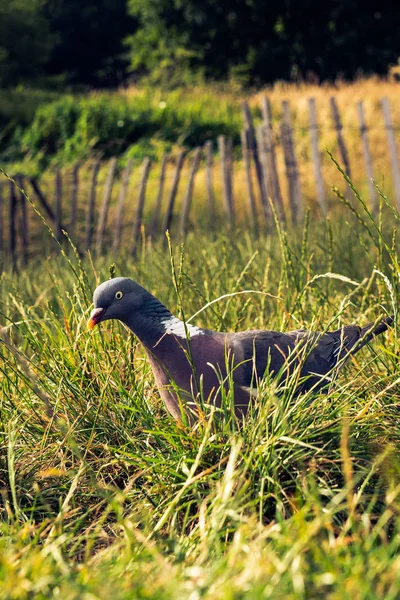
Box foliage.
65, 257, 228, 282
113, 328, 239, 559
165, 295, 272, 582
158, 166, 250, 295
1, 0, 400, 89
3, 87, 241, 170
0, 183, 399, 597
0, 0, 54, 87
43, 0, 136, 87
126, 0, 400, 85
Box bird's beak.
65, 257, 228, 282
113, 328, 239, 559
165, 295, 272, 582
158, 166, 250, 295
88, 307, 105, 330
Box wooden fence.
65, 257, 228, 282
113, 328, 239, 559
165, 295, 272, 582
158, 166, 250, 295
1, 94, 400, 268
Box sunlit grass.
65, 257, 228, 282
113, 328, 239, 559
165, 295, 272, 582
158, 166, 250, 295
0, 171, 399, 597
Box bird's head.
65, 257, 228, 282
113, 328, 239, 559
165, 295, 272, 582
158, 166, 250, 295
88, 277, 146, 329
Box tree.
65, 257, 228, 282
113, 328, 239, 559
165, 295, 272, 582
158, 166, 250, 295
43, 0, 137, 87
126, 0, 400, 85
0, 0, 54, 86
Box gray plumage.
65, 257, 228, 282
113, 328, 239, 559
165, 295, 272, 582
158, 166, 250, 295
88, 277, 393, 422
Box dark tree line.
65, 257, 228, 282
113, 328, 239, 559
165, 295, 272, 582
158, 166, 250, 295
1, 0, 400, 88
0, 0, 135, 87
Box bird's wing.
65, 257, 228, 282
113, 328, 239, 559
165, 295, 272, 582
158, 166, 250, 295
229, 329, 301, 386
193, 318, 391, 395
229, 327, 364, 391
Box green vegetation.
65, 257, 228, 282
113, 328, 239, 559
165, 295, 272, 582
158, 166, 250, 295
0, 86, 242, 172
0, 0, 132, 88
0, 0, 53, 87
0, 180, 399, 598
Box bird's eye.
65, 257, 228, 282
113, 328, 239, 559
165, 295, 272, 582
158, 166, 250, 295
115, 291, 123, 300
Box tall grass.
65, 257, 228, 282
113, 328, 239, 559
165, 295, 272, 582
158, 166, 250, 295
0, 174, 399, 598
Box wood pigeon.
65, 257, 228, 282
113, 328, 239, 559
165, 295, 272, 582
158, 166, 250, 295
88, 277, 393, 422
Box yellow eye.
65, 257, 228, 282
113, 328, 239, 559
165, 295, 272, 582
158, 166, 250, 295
115, 291, 123, 300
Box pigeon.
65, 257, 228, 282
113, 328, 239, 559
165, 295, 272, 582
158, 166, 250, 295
88, 277, 393, 422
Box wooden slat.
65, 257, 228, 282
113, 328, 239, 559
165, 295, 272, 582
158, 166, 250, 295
55, 169, 62, 242
9, 180, 17, 269
113, 157, 133, 252
70, 163, 79, 241
132, 157, 152, 252
308, 98, 327, 215
330, 96, 352, 200
218, 135, 234, 227
162, 151, 185, 234
17, 176, 28, 265
357, 101, 378, 213
0, 182, 3, 253
261, 97, 284, 216
226, 137, 234, 218
204, 141, 216, 230
179, 147, 202, 237
85, 160, 101, 250
29, 177, 70, 234
241, 129, 258, 232
330, 97, 352, 178
381, 97, 400, 210
281, 100, 303, 223
96, 157, 117, 255
29, 178, 55, 221
255, 126, 271, 222
242, 101, 267, 211
150, 154, 168, 238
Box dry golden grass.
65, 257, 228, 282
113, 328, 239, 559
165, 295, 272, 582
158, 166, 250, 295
250, 76, 400, 208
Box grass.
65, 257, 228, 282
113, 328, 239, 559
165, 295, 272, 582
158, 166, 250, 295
0, 171, 399, 598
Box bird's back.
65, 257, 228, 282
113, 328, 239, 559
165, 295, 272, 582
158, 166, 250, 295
227, 323, 370, 393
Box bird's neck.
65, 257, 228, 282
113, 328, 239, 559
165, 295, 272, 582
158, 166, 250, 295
121, 295, 202, 350
121, 296, 174, 347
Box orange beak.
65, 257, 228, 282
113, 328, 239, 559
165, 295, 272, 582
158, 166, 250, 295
87, 307, 105, 330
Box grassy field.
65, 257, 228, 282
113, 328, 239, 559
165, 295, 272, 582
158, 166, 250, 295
0, 177, 399, 598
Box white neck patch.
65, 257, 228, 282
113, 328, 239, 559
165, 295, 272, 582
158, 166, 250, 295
161, 316, 204, 338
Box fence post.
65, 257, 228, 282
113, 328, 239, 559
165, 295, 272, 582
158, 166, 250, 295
330, 97, 352, 177
150, 154, 168, 239
70, 163, 80, 242
330, 96, 352, 199
308, 98, 327, 215
162, 151, 185, 235
204, 141, 216, 230
255, 126, 272, 222
132, 157, 151, 253
16, 176, 28, 265
241, 129, 258, 232
218, 135, 235, 227
226, 137, 235, 219
85, 160, 101, 250
261, 97, 284, 216
241, 101, 267, 211
29, 177, 70, 237
0, 182, 3, 253
357, 101, 378, 213
29, 179, 55, 221
113, 157, 133, 252
55, 169, 62, 243
381, 97, 400, 210
96, 157, 117, 255
9, 180, 17, 270
179, 147, 202, 237
281, 100, 303, 223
